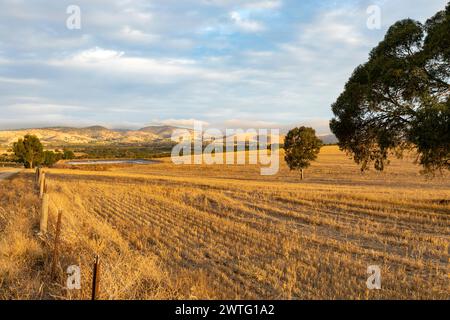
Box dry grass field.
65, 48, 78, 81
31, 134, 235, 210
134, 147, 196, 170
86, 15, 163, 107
0, 146, 449, 299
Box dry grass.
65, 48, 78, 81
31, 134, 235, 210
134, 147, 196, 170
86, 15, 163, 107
0, 175, 44, 299
1, 146, 449, 299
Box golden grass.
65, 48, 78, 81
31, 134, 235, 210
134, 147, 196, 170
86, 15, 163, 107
1, 146, 449, 299
0, 175, 44, 299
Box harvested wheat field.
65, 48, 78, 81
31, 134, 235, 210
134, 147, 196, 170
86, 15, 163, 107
1, 146, 449, 300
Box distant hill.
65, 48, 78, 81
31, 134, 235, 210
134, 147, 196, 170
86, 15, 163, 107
319, 134, 338, 145
0, 125, 338, 147
0, 126, 180, 147
139, 126, 182, 139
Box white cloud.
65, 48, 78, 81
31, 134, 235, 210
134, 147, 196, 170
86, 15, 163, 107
6, 103, 87, 114
299, 9, 367, 47
122, 7, 153, 23
157, 119, 210, 128
205, 0, 282, 10
243, 0, 282, 10
222, 119, 279, 129
118, 26, 160, 43
230, 11, 265, 32
51, 47, 240, 84
0, 57, 11, 65
72, 47, 125, 63
243, 50, 274, 58
0, 77, 45, 85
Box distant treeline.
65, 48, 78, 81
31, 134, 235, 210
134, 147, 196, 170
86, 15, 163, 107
177, 143, 282, 155
1, 141, 290, 164
73, 142, 282, 159
74, 142, 175, 159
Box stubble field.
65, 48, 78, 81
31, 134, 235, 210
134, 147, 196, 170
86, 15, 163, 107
0, 146, 449, 299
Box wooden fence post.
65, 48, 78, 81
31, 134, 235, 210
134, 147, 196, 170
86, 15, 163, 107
39, 194, 49, 235
38, 168, 42, 185
39, 173, 46, 199
36, 168, 41, 190
91, 255, 101, 300
51, 209, 63, 278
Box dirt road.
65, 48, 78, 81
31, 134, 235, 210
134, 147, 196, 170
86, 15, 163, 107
0, 170, 21, 181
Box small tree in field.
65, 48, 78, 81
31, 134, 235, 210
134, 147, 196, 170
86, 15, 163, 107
284, 127, 322, 180
12, 134, 44, 168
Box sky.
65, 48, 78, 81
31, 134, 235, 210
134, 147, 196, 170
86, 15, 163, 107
0, 0, 448, 133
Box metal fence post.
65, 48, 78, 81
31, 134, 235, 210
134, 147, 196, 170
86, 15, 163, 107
91, 255, 101, 300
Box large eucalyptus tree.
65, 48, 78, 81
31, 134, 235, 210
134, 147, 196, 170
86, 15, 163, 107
330, 3, 450, 173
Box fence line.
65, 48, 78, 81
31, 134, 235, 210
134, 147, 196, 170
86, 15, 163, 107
34, 170, 101, 300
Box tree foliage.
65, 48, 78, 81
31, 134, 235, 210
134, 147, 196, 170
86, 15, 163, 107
43, 150, 63, 167
284, 127, 322, 172
12, 135, 44, 168
63, 149, 75, 160
330, 3, 450, 173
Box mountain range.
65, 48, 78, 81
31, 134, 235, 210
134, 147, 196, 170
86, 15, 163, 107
0, 126, 337, 147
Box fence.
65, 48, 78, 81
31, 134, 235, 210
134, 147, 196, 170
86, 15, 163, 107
35, 167, 101, 300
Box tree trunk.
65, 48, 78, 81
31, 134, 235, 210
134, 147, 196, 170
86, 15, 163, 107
301, 169, 304, 180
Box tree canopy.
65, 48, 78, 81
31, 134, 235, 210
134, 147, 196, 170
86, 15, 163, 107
12, 136, 75, 167
43, 150, 63, 167
284, 127, 322, 175
330, 3, 450, 173
63, 149, 75, 160
13, 134, 44, 168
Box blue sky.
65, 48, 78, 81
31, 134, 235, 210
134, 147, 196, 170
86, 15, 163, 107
0, 0, 448, 133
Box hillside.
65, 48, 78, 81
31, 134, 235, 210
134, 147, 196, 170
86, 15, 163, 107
0, 126, 179, 147
319, 134, 338, 145
0, 126, 337, 148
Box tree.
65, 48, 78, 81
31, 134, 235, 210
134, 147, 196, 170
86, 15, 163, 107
12, 135, 44, 168
330, 3, 450, 174
43, 151, 63, 167
62, 149, 75, 160
284, 127, 322, 179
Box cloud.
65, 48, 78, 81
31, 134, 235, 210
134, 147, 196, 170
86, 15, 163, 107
298, 9, 368, 47
243, 0, 282, 10
156, 119, 210, 128
0, 0, 448, 132
72, 47, 124, 63
205, 0, 282, 10
117, 26, 160, 44
5, 103, 87, 114
222, 119, 279, 129
0, 77, 45, 85
50, 47, 239, 84
230, 11, 265, 32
